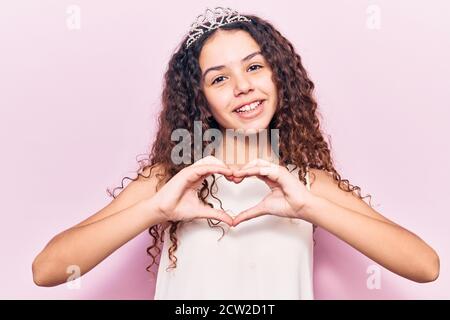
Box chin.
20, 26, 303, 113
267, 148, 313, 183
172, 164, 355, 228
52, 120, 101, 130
239, 123, 269, 131
236, 116, 272, 130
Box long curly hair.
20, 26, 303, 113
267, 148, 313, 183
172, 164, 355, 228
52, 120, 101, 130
107, 13, 373, 276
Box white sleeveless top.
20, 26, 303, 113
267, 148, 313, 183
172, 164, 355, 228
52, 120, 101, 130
154, 164, 314, 300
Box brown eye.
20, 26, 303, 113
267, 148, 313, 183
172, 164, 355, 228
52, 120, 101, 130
212, 76, 226, 85
248, 64, 262, 71
211, 65, 263, 85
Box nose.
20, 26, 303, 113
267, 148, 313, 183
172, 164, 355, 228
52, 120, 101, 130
233, 73, 254, 96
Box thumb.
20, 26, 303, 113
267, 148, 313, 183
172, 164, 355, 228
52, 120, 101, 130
232, 204, 267, 227
198, 207, 234, 227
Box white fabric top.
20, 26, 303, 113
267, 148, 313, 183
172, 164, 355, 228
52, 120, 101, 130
154, 164, 314, 300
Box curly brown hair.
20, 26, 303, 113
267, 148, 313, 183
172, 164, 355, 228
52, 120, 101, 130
107, 13, 372, 277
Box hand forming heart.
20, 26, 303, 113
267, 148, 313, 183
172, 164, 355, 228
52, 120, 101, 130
153, 155, 314, 228
228, 158, 315, 227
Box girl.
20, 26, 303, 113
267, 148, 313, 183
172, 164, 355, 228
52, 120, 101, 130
32, 7, 439, 299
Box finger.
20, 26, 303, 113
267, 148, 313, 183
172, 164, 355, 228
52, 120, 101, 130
233, 168, 275, 187
231, 176, 244, 184
235, 160, 276, 176
193, 155, 228, 167
253, 174, 277, 188
233, 164, 277, 177
232, 205, 268, 227
198, 207, 234, 226
232, 167, 270, 185
185, 164, 233, 185
238, 158, 273, 171
195, 164, 234, 177
193, 157, 234, 181
238, 158, 259, 171
233, 165, 291, 189
227, 176, 243, 184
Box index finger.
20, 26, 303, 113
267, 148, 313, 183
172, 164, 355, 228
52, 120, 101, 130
184, 164, 233, 185
238, 158, 274, 171
232, 165, 293, 189
193, 155, 227, 168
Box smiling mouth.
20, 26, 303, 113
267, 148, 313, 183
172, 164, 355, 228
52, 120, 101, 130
233, 100, 264, 113
232, 100, 265, 119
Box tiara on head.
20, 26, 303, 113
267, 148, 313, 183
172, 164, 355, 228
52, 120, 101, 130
185, 7, 251, 49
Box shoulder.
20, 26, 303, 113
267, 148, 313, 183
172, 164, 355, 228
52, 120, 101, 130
307, 168, 397, 225
128, 163, 167, 195
307, 168, 362, 204
137, 163, 166, 183
307, 168, 334, 189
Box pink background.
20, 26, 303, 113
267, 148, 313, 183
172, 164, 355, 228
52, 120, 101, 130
0, 0, 448, 299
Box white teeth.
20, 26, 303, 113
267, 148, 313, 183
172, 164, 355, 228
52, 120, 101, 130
235, 100, 262, 113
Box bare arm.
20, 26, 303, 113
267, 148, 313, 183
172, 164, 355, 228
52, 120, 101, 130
304, 169, 440, 283
31, 159, 233, 287
32, 165, 166, 287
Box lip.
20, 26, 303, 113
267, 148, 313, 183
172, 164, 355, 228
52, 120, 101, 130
233, 100, 265, 120
232, 99, 265, 112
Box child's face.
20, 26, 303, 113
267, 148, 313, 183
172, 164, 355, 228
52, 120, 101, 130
199, 30, 278, 131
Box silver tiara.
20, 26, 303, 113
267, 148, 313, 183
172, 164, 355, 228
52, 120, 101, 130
185, 7, 251, 49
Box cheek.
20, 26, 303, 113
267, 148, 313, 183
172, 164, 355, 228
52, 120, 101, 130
253, 72, 276, 92
262, 79, 278, 112
264, 75, 277, 92
205, 90, 232, 115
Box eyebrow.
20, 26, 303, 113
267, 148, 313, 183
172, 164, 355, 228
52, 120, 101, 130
202, 51, 263, 82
